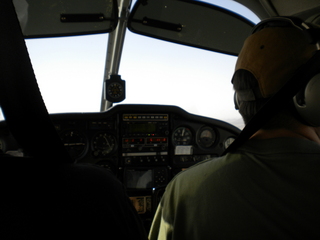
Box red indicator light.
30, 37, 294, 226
146, 137, 168, 143
123, 138, 146, 144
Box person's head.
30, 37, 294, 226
232, 17, 319, 129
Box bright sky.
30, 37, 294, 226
0, 0, 259, 129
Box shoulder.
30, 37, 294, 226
165, 153, 239, 192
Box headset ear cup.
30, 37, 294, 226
294, 73, 320, 126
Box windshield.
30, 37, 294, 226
0, 0, 259, 129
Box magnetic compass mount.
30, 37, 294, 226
105, 75, 126, 103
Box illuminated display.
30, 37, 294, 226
127, 123, 157, 134
122, 114, 169, 153
123, 137, 168, 145
147, 138, 167, 144
123, 138, 144, 144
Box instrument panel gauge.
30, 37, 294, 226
105, 75, 126, 103
107, 82, 123, 99
224, 137, 236, 149
172, 127, 192, 145
92, 132, 117, 157
60, 130, 87, 160
197, 126, 216, 148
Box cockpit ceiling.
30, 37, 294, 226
235, 0, 320, 23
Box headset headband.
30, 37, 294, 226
252, 16, 320, 44
253, 17, 310, 32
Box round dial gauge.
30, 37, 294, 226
92, 132, 116, 157
224, 137, 236, 149
197, 127, 216, 148
60, 130, 87, 160
107, 82, 123, 99
172, 127, 192, 145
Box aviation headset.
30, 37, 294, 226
234, 16, 320, 127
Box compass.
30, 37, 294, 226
107, 82, 123, 99
105, 75, 126, 102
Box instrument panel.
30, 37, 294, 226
49, 105, 240, 178
0, 104, 240, 230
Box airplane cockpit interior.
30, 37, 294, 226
1, 0, 320, 235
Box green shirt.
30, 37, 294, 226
149, 138, 320, 240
